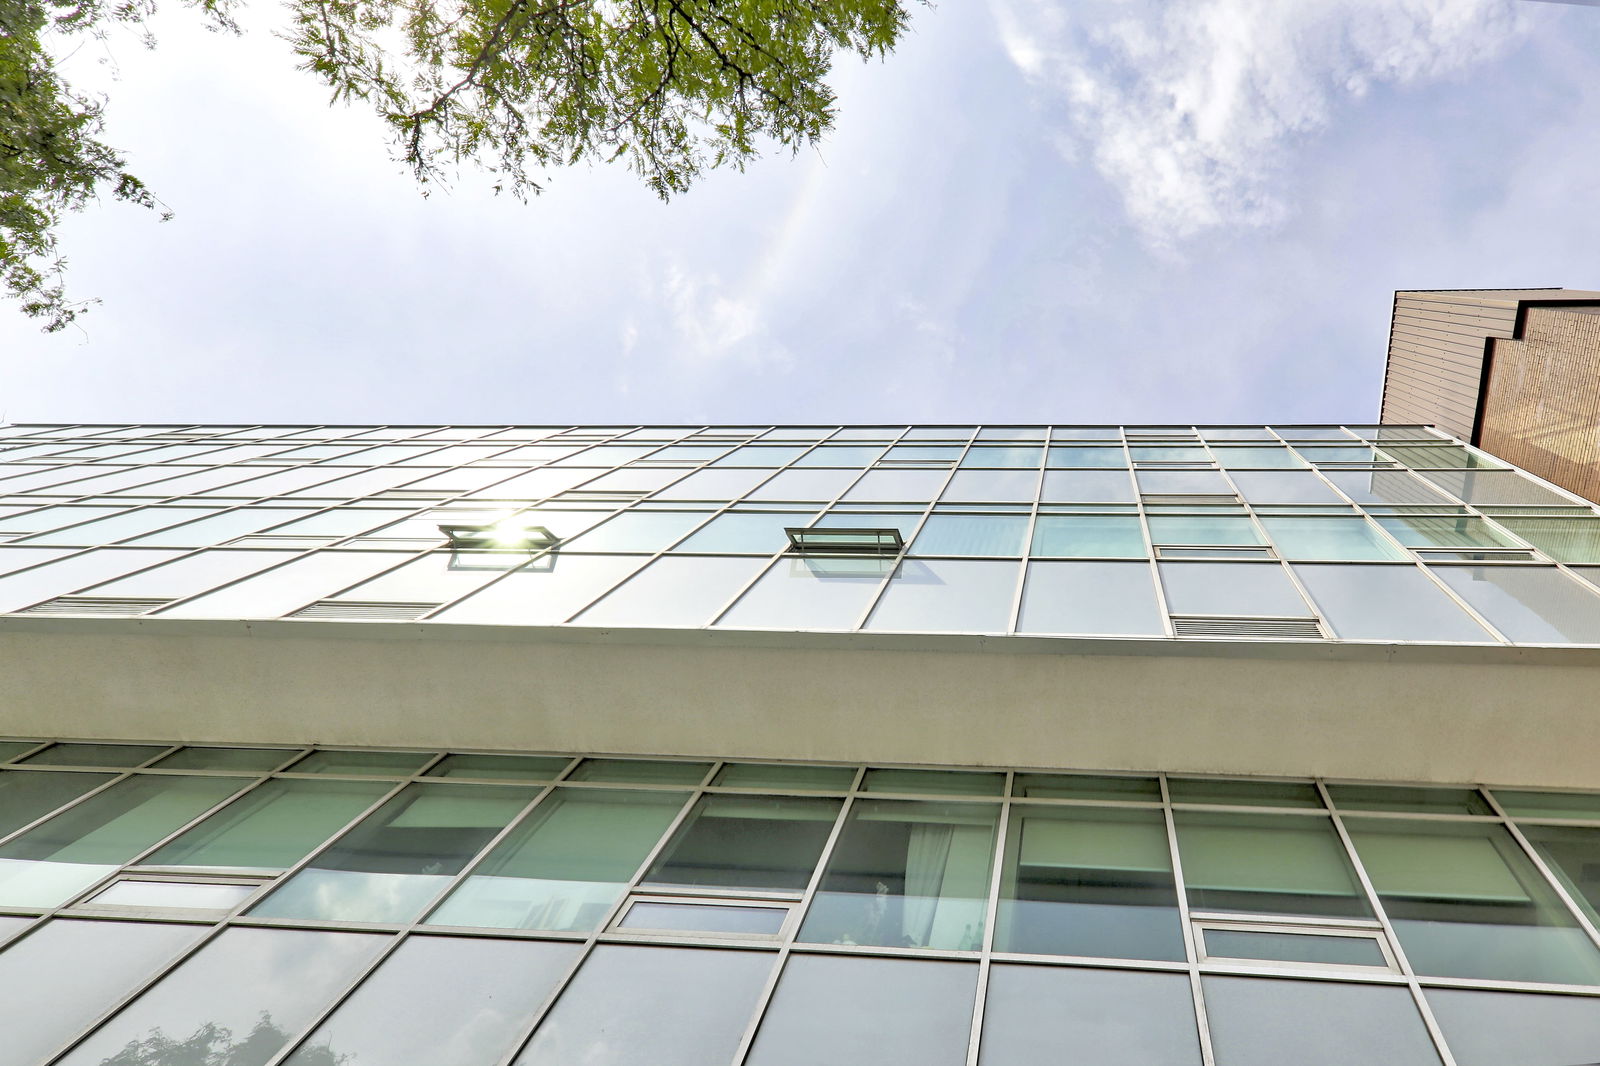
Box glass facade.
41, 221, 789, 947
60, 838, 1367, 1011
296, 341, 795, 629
0, 423, 1595, 644
0, 741, 1594, 1064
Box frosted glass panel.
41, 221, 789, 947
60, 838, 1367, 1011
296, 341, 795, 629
979, 965, 1201, 1066
1202, 977, 1442, 1066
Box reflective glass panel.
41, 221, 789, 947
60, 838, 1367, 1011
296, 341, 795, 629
1260, 517, 1407, 561
746, 468, 860, 501
1040, 469, 1136, 503
712, 763, 856, 790
801, 799, 999, 950
90, 878, 256, 910
0, 739, 40, 762
1047, 447, 1126, 468
58, 927, 387, 1066
1201, 977, 1442, 1066
1328, 784, 1493, 815
425, 753, 571, 780
287, 749, 434, 775
0, 918, 210, 1066
1147, 515, 1262, 546
428, 788, 687, 931
747, 955, 977, 1066
0, 774, 248, 907
1215, 447, 1305, 468
911, 514, 1029, 556
1030, 515, 1146, 557
652, 467, 775, 500
675, 511, 816, 553
284, 935, 580, 1066
1323, 470, 1457, 507
997, 805, 1184, 960
1168, 778, 1324, 808
430, 554, 648, 625
1293, 564, 1494, 642
1159, 562, 1311, 617
1434, 567, 1600, 643
620, 901, 787, 933
978, 965, 1202, 1066
22, 742, 163, 767
1230, 471, 1344, 505
560, 511, 709, 552
962, 446, 1043, 468
567, 758, 711, 784
153, 747, 297, 772
1493, 790, 1600, 820
794, 445, 884, 466
515, 945, 774, 1066
844, 469, 953, 502
1013, 773, 1162, 801
861, 768, 1005, 795
1137, 470, 1234, 495
1493, 517, 1600, 563
1510, 824, 1600, 931
144, 777, 393, 870
158, 550, 413, 618
251, 783, 535, 924
942, 470, 1038, 502
0, 548, 187, 611
1381, 444, 1500, 468
1202, 928, 1387, 966
1345, 817, 1600, 984
644, 795, 842, 891
1427, 988, 1600, 1066
715, 555, 892, 629
864, 559, 1019, 633
1017, 561, 1165, 636
1173, 811, 1371, 918
1421, 470, 1572, 506
1375, 515, 1519, 548
573, 555, 768, 627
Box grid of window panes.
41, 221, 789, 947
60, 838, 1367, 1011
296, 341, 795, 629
3, 738, 1600, 1066
1, 423, 1598, 644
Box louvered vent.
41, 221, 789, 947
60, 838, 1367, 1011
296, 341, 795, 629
1171, 616, 1324, 640
18, 596, 170, 617
290, 600, 439, 621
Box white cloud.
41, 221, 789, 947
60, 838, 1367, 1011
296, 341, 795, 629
654, 260, 793, 372
990, 0, 1525, 244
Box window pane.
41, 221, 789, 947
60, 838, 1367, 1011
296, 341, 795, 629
1173, 811, 1371, 919
560, 511, 708, 552
1420, 469, 1571, 506
1260, 517, 1407, 561
515, 945, 774, 1066
1031, 515, 1146, 557
1293, 565, 1494, 642
1136, 469, 1234, 495
620, 901, 787, 933
158, 550, 413, 618
144, 777, 393, 869
1013, 773, 1162, 801
567, 758, 712, 784
1215, 447, 1305, 468
1324, 470, 1458, 507
978, 965, 1201, 1066
653, 467, 778, 500
1147, 516, 1262, 546
794, 445, 884, 466
1433, 567, 1600, 643
1203, 928, 1387, 966
961, 446, 1043, 468
1047, 447, 1126, 468
748, 955, 977, 1066
125, 508, 318, 546
843, 469, 950, 502
801, 799, 999, 950
712, 763, 857, 790
1017, 561, 1165, 636
1201, 977, 1442, 1066
911, 514, 1029, 556
1230, 471, 1344, 505
1492, 517, 1600, 562
82, 549, 294, 599
1159, 562, 1311, 617
251, 783, 536, 924
22, 742, 163, 767
675, 512, 816, 553
91, 879, 255, 910
997, 805, 1184, 960
861, 768, 1005, 795
284, 935, 580, 1066
0, 918, 209, 1066
287, 749, 434, 775
57, 927, 387, 1066
0, 770, 114, 837
864, 559, 1019, 633
644, 795, 842, 891
942, 470, 1038, 502
1494, 790, 1600, 820
716, 556, 893, 630
427, 789, 687, 931
1328, 784, 1492, 816
746, 468, 860, 501
425, 754, 571, 780
1374, 515, 1518, 549
0, 775, 248, 907
1428, 988, 1600, 1066
430, 554, 648, 625
153, 747, 297, 772
1344, 817, 1600, 985
0, 548, 186, 612
1040, 470, 1136, 503
574, 555, 768, 627
1168, 778, 1324, 808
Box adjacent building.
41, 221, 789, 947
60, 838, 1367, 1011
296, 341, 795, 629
0, 422, 1599, 1066
1381, 287, 1600, 503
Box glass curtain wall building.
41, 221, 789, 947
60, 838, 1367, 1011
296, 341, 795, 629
0, 423, 1598, 1065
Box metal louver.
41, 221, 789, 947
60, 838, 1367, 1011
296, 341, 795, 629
1171, 616, 1325, 640
290, 601, 440, 622
18, 596, 171, 617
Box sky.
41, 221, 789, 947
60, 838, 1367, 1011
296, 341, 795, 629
4, 0, 1599, 426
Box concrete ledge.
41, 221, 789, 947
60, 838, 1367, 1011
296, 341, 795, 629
1, 617, 1597, 789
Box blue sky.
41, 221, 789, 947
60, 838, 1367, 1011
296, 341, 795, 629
4, 0, 1598, 425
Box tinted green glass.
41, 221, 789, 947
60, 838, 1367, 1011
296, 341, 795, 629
144, 777, 393, 869
1261, 517, 1406, 561
645, 795, 842, 891
861, 768, 1005, 796
712, 763, 857, 791
1030, 515, 1146, 558
1345, 817, 1600, 985
1203, 929, 1386, 966
1168, 778, 1323, 808
154, 747, 298, 772
1375, 516, 1518, 549
675, 512, 816, 554
0, 740, 41, 762
1202, 977, 1442, 1066
1046, 447, 1126, 468
1492, 789, 1600, 820
252, 783, 535, 924
0, 769, 115, 837
1329, 784, 1493, 816
567, 758, 712, 785
22, 743, 166, 768
910, 514, 1029, 556
1013, 773, 1163, 802
801, 799, 999, 950
0, 774, 249, 906
425, 754, 572, 780
286, 750, 434, 776
1173, 811, 1371, 919
997, 805, 1184, 960
1147, 515, 1263, 546
428, 788, 687, 931
1510, 824, 1600, 928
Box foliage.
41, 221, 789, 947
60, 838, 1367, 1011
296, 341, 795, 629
0, 0, 920, 330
